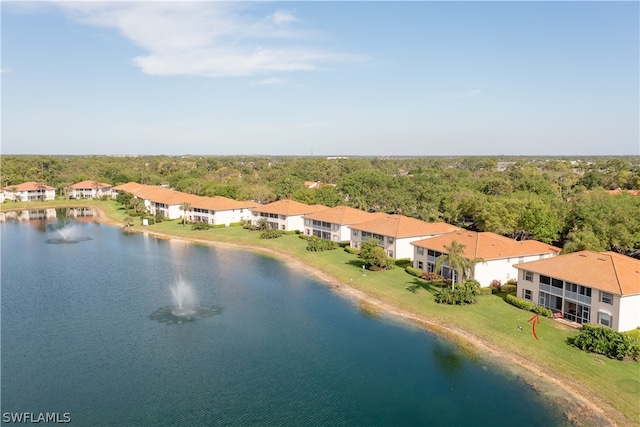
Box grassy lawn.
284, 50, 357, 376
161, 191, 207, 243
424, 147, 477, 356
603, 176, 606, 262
4, 200, 639, 425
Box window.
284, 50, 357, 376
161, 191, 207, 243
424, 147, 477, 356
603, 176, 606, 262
523, 289, 532, 301
304, 219, 310, 226
388, 237, 394, 244
540, 275, 550, 285
388, 250, 393, 258
418, 261, 423, 270
524, 271, 533, 282
417, 247, 424, 255
601, 292, 613, 305
353, 230, 358, 236
598, 312, 612, 328
333, 224, 339, 231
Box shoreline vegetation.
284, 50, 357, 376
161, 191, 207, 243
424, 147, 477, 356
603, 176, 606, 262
3, 200, 638, 426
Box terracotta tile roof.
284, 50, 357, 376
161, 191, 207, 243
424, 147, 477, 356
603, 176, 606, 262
3, 182, 55, 191
112, 182, 148, 193
191, 196, 257, 211
350, 214, 460, 238
412, 231, 561, 259
70, 180, 112, 189
134, 186, 202, 205
515, 251, 640, 296
251, 200, 329, 216
303, 205, 384, 225
112, 182, 256, 210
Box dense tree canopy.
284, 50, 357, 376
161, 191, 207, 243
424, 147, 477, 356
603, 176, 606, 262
2, 155, 639, 256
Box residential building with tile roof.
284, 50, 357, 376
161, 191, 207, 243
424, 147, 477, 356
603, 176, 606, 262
411, 230, 561, 286
70, 180, 113, 199
111, 182, 257, 225
2, 182, 56, 202
302, 206, 385, 242
251, 200, 329, 231
514, 251, 640, 332
349, 214, 461, 260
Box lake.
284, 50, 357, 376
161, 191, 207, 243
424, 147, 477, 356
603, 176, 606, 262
1, 210, 567, 426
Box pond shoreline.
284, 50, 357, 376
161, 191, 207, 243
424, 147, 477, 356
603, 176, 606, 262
61, 206, 628, 425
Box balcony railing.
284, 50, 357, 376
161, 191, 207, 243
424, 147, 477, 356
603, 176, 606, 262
564, 290, 591, 305
539, 283, 563, 297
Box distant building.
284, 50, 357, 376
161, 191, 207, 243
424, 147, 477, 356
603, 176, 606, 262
251, 200, 329, 231
411, 230, 560, 286
2, 182, 56, 202
111, 182, 256, 225
70, 180, 113, 199
349, 214, 460, 260
303, 206, 385, 242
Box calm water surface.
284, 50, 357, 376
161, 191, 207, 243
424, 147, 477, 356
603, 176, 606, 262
1, 213, 566, 426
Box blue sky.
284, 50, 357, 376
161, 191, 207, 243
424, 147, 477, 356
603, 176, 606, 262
2, 1, 638, 156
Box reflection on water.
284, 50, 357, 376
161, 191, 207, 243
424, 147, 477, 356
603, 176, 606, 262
0, 219, 582, 426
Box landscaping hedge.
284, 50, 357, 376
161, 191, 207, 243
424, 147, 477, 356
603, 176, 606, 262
395, 258, 412, 268
574, 324, 640, 361
405, 266, 423, 277
478, 287, 493, 295
505, 294, 554, 318
505, 294, 536, 311
501, 284, 517, 294
344, 246, 359, 255
306, 239, 338, 252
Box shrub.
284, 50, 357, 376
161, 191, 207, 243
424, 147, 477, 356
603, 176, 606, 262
434, 280, 480, 305
283, 230, 299, 235
344, 246, 360, 255
489, 279, 502, 292
306, 239, 338, 252
211, 224, 226, 228
501, 284, 517, 294
395, 258, 412, 268
533, 305, 553, 317
478, 287, 493, 295
405, 266, 423, 277
260, 230, 283, 239
154, 213, 164, 223
505, 295, 555, 318
229, 221, 244, 227
505, 278, 518, 287
505, 294, 536, 311
243, 222, 257, 230
574, 324, 640, 361
191, 222, 211, 230
422, 272, 445, 282
144, 217, 155, 225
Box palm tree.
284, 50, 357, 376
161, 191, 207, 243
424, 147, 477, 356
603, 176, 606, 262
179, 202, 191, 226
435, 240, 484, 290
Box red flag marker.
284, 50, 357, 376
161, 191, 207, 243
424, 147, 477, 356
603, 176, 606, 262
527, 313, 540, 340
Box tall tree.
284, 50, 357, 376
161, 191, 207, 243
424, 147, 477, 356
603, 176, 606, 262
179, 202, 191, 226
435, 241, 484, 290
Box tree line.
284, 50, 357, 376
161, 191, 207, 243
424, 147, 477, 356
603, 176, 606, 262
1, 155, 639, 256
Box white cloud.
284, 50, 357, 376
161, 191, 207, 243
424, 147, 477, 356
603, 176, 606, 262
269, 10, 297, 26
444, 89, 482, 98
48, 2, 363, 77
252, 77, 287, 86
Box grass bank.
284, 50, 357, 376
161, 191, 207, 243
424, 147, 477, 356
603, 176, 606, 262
3, 200, 639, 426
